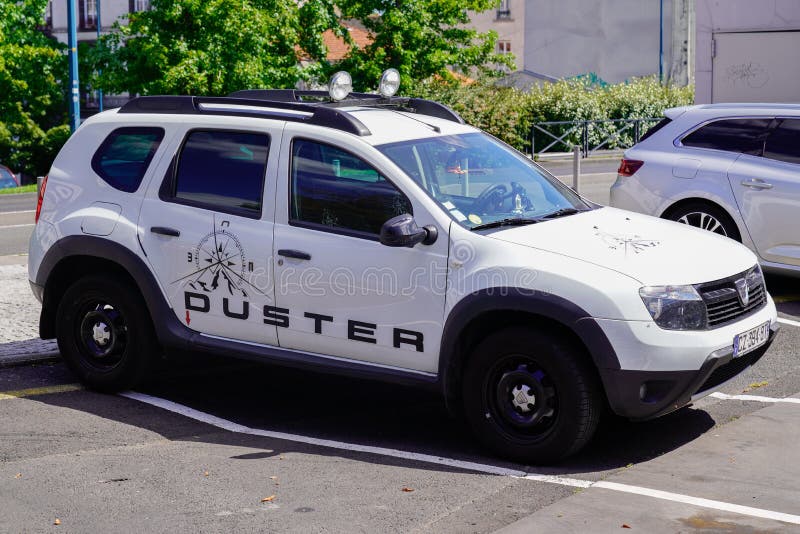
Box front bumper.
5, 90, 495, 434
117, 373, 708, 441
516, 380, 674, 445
600, 323, 779, 420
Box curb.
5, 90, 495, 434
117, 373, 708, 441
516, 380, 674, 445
0, 339, 60, 368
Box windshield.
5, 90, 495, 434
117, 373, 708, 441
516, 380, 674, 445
377, 133, 589, 229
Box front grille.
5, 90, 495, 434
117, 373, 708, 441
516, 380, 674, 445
695, 267, 767, 328
696, 348, 764, 394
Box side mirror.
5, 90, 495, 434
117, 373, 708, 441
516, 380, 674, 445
379, 214, 438, 247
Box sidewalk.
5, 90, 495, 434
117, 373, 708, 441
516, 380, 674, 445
0, 256, 59, 367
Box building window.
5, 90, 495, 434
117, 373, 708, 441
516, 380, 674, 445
497, 41, 512, 55
130, 0, 151, 12
79, 0, 97, 30
496, 0, 511, 20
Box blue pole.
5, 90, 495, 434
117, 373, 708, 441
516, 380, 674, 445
96, 0, 103, 112
67, 0, 80, 131
658, 0, 664, 83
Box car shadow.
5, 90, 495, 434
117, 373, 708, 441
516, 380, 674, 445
34, 355, 717, 478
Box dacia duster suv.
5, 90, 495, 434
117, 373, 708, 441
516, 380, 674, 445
29, 72, 779, 463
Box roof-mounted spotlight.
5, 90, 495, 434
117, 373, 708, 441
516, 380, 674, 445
329, 71, 353, 101
378, 68, 401, 98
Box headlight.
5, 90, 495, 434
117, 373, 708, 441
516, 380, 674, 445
639, 285, 707, 330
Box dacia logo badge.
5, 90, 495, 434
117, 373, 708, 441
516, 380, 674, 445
735, 278, 750, 307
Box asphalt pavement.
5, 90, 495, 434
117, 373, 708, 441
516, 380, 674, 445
4, 161, 800, 532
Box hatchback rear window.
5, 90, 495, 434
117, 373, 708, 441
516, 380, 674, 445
638, 117, 671, 143
91, 127, 165, 192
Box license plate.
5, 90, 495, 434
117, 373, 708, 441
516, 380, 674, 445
733, 321, 770, 358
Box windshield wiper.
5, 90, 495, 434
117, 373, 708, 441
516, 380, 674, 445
470, 218, 542, 231
539, 207, 582, 219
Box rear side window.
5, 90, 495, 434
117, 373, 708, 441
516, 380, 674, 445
91, 127, 164, 192
638, 117, 671, 143
171, 130, 269, 217
681, 118, 772, 155
764, 119, 800, 164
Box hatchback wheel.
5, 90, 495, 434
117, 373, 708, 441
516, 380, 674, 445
665, 202, 741, 241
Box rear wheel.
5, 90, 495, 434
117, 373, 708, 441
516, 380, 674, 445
665, 202, 741, 241
56, 276, 158, 392
462, 327, 601, 463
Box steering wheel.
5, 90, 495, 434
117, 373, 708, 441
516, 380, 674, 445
472, 183, 509, 214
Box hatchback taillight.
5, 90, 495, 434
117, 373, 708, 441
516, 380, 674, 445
35, 175, 48, 224
617, 158, 644, 176
617, 158, 644, 177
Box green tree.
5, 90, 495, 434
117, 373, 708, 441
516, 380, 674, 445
316, 0, 514, 91
89, 0, 327, 96
0, 0, 69, 177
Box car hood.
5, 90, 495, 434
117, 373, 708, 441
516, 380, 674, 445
486, 207, 757, 286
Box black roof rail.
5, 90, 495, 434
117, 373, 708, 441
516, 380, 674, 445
228, 89, 465, 124
118, 91, 465, 136
119, 95, 371, 136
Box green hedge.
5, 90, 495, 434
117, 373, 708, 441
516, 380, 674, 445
408, 76, 693, 154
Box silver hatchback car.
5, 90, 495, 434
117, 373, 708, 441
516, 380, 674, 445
611, 103, 800, 276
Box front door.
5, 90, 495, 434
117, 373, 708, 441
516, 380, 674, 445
271, 127, 450, 374
728, 119, 800, 267
138, 126, 282, 345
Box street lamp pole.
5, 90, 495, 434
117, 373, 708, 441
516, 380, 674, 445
96, 0, 103, 112
658, 0, 664, 83
67, 0, 80, 132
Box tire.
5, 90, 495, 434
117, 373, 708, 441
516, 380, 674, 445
462, 327, 601, 464
56, 275, 159, 392
665, 202, 741, 242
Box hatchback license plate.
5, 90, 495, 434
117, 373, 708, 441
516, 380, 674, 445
733, 321, 770, 358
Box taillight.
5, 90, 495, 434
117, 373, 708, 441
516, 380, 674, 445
35, 175, 48, 224
617, 158, 644, 177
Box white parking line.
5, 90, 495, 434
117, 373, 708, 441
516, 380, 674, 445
0, 210, 35, 215
0, 223, 34, 229
710, 392, 800, 404
777, 317, 800, 328
121, 390, 800, 526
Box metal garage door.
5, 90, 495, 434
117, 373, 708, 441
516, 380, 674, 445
712, 31, 800, 103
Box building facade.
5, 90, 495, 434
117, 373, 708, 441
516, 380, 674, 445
469, 0, 693, 87
695, 0, 800, 104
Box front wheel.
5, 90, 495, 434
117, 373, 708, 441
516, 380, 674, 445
56, 276, 159, 392
462, 327, 601, 463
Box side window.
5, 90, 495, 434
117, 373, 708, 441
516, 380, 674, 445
764, 119, 800, 164
171, 130, 269, 217
290, 139, 412, 236
91, 127, 164, 192
681, 118, 772, 155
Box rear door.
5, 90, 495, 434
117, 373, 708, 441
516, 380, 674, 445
138, 123, 283, 345
727, 118, 800, 267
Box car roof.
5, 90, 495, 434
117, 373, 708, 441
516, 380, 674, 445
666, 103, 800, 120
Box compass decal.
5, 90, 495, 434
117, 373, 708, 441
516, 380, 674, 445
173, 216, 263, 297
594, 226, 660, 256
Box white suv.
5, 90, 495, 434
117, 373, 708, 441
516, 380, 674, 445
29, 77, 779, 462
611, 103, 800, 276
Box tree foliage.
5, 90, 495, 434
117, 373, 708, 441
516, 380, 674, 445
89, 0, 513, 95
315, 0, 514, 91
0, 0, 69, 177
89, 0, 328, 96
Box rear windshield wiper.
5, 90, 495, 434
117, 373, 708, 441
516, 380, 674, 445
470, 218, 542, 231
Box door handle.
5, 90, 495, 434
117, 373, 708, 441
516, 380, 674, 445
741, 179, 773, 190
278, 249, 311, 261
150, 226, 181, 237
